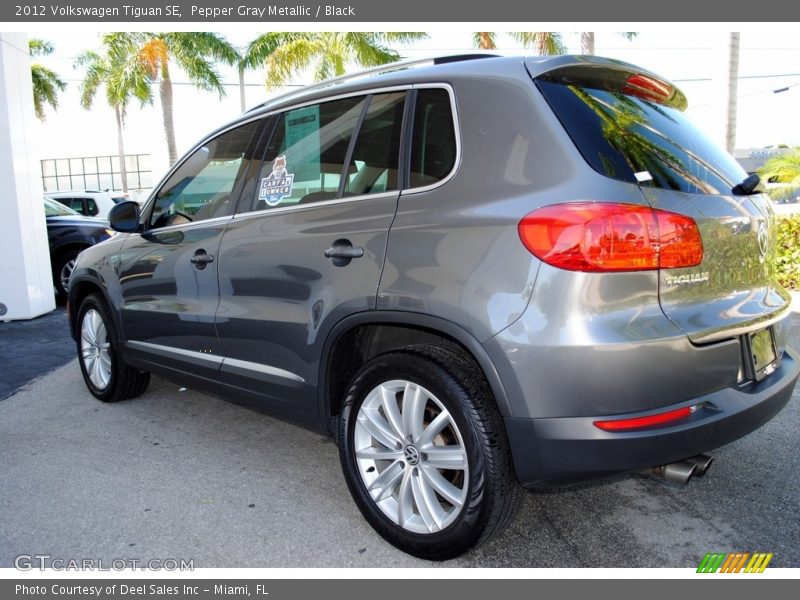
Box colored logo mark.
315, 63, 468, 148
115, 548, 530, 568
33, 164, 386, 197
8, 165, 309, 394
697, 552, 773, 573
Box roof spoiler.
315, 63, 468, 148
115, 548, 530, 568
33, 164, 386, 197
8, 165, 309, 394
528, 56, 688, 111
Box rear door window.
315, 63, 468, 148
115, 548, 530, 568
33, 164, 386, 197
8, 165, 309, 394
536, 76, 748, 195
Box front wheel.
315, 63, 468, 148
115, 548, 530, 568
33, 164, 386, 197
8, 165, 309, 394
337, 344, 522, 560
76, 294, 150, 402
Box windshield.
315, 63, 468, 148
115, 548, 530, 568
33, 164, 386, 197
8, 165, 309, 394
536, 79, 749, 196
44, 196, 80, 217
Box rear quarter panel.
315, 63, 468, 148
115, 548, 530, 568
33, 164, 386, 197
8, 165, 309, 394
379, 66, 652, 342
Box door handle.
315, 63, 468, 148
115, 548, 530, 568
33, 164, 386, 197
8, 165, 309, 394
324, 239, 364, 267
190, 249, 214, 270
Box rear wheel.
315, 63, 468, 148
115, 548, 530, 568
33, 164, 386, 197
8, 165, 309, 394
76, 294, 150, 402
338, 344, 522, 560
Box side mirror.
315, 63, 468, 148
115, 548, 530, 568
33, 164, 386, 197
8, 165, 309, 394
108, 201, 141, 233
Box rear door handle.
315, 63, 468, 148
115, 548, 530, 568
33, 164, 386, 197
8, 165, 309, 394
324, 239, 364, 266
190, 249, 214, 270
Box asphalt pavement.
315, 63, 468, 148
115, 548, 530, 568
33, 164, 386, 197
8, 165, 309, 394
0, 313, 798, 568
0, 307, 72, 400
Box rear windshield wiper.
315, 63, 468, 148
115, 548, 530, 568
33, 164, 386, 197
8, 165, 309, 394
732, 174, 762, 196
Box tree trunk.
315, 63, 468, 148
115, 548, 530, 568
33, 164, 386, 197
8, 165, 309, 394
160, 63, 177, 166
725, 32, 740, 154
581, 32, 595, 55
115, 105, 128, 193
239, 65, 246, 112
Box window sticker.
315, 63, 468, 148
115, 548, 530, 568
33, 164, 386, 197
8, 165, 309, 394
285, 105, 320, 183
259, 155, 295, 206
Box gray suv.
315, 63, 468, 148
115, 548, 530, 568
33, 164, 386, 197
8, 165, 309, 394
68, 55, 799, 560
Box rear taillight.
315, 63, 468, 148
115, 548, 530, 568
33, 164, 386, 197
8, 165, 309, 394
518, 202, 703, 272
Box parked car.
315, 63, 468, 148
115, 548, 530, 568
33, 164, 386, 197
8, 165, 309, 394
67, 54, 799, 560
44, 196, 113, 298
45, 190, 123, 220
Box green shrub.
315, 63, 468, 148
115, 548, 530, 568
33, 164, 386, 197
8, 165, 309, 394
775, 214, 800, 290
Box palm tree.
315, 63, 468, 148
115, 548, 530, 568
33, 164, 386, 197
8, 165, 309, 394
580, 32, 638, 55
75, 34, 153, 192
29, 39, 66, 121
758, 149, 800, 202
113, 32, 239, 165
473, 32, 566, 55
246, 32, 428, 90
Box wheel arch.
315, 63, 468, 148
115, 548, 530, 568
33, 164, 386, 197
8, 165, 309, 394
319, 311, 513, 430
67, 276, 115, 341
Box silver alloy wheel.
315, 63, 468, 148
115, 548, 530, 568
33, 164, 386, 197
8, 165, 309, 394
354, 379, 469, 534
60, 258, 76, 293
80, 308, 112, 390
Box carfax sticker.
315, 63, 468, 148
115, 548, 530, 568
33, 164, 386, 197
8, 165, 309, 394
259, 155, 294, 206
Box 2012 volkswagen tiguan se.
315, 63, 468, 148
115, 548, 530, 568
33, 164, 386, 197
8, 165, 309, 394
68, 54, 799, 560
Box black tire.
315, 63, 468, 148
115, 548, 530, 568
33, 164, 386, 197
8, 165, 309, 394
76, 293, 150, 402
338, 343, 523, 560
53, 249, 81, 299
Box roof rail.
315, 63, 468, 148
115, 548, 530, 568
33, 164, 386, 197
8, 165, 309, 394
247, 53, 500, 113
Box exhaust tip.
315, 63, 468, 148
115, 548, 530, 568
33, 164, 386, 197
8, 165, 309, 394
685, 454, 713, 477
648, 461, 697, 485
663, 461, 697, 484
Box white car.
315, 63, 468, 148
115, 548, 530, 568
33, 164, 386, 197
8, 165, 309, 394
44, 190, 125, 220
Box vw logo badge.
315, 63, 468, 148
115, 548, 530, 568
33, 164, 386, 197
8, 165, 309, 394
403, 445, 420, 466
757, 221, 769, 260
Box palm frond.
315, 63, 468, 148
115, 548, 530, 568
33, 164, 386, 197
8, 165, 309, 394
137, 35, 169, 78
168, 32, 240, 66
74, 50, 106, 109
345, 33, 400, 68
265, 37, 323, 89
473, 32, 497, 50
759, 149, 800, 185
30, 63, 66, 120
242, 32, 302, 69
29, 38, 54, 57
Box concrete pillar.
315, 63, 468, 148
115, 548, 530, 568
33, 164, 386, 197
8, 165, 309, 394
0, 32, 55, 320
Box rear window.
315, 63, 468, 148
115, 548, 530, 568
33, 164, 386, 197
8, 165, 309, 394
409, 89, 457, 188
536, 78, 748, 196
44, 197, 78, 217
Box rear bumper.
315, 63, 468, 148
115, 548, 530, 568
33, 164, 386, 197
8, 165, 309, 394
505, 346, 800, 487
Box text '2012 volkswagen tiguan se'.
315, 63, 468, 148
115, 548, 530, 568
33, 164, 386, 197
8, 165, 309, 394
68, 54, 799, 560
